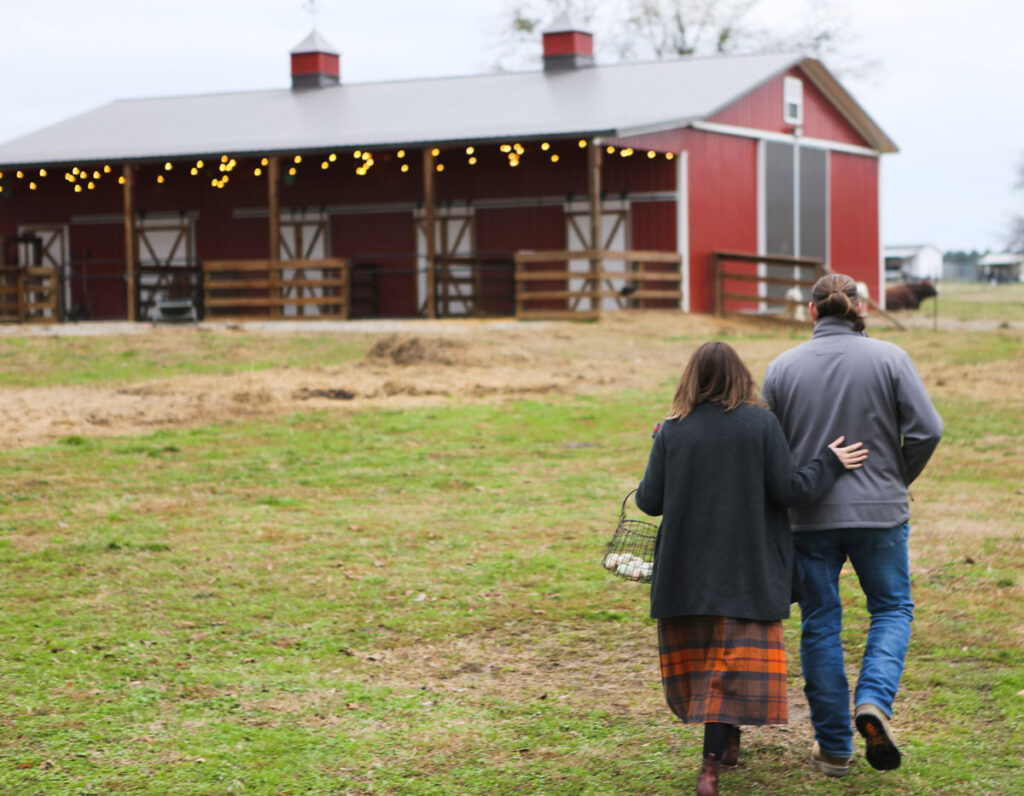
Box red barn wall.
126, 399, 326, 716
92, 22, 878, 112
710, 68, 871, 148
829, 151, 880, 295
331, 211, 416, 317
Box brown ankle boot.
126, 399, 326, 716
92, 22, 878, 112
720, 725, 741, 768
696, 753, 720, 796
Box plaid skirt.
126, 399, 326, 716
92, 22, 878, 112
658, 615, 788, 725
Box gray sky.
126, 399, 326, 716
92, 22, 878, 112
2, 0, 1021, 253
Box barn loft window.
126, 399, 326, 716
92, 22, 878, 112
783, 76, 804, 126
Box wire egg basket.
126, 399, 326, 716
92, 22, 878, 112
602, 490, 658, 583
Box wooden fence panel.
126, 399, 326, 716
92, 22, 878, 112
202, 258, 350, 321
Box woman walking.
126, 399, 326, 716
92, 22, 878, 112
635, 342, 867, 795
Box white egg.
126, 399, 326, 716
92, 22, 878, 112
603, 554, 619, 570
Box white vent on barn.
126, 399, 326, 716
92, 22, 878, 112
783, 76, 804, 126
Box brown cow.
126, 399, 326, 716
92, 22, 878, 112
886, 280, 937, 310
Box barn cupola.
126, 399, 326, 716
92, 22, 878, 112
290, 30, 341, 89
542, 12, 594, 72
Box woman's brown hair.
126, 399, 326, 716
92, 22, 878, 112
811, 273, 866, 332
667, 341, 766, 420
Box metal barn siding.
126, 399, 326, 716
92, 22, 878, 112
680, 129, 759, 313
829, 152, 880, 292
630, 200, 678, 308
710, 69, 871, 148
331, 212, 417, 317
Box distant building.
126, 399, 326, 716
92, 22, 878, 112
976, 253, 1023, 283
884, 244, 942, 281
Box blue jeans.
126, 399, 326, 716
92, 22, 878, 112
794, 523, 914, 759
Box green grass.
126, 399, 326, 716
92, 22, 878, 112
931, 281, 1024, 323
0, 331, 370, 387
1, 315, 1023, 794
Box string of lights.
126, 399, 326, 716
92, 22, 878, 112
0, 141, 678, 196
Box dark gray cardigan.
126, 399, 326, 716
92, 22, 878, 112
636, 402, 847, 622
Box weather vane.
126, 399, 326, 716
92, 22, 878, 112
303, 0, 320, 30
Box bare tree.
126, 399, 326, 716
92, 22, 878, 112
490, 0, 875, 79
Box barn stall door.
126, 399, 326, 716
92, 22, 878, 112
415, 210, 477, 317
278, 212, 332, 317
331, 211, 417, 318
68, 221, 126, 320
136, 215, 199, 321
565, 199, 628, 311
17, 224, 67, 320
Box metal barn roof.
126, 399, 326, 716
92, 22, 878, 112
0, 52, 896, 167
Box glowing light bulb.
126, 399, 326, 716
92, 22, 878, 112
190, 167, 198, 176
468, 156, 477, 165
295, 155, 303, 164
400, 163, 409, 173
550, 154, 560, 163
509, 160, 519, 168
666, 152, 675, 160
197, 160, 205, 168
329, 153, 337, 162
356, 167, 366, 176
354, 150, 362, 159
435, 163, 444, 172
87, 181, 95, 190
72, 167, 79, 175
39, 168, 47, 177
397, 150, 405, 158
29, 182, 37, 190
288, 167, 296, 176
74, 184, 82, 192
647, 151, 656, 159
540, 142, 550, 151
605, 146, 615, 154
16, 170, 24, 178
211, 178, 218, 187
222, 175, 229, 183
465, 146, 475, 155
254, 167, 262, 176
103, 164, 111, 173
500, 144, 511, 153
118, 176, 126, 185
260, 157, 268, 166
157, 175, 165, 183
431, 147, 440, 157
362, 152, 371, 160
92, 170, 100, 179
164, 162, 172, 171
578, 139, 588, 148
221, 155, 229, 163
321, 161, 329, 170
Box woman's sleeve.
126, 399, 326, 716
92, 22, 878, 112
635, 428, 666, 517
764, 416, 847, 507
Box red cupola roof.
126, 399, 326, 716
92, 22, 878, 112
542, 12, 594, 72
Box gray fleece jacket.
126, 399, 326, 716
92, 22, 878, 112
762, 316, 943, 531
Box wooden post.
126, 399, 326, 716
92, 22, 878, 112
267, 157, 281, 318
713, 253, 722, 316
122, 164, 137, 321
422, 147, 437, 319
587, 140, 603, 315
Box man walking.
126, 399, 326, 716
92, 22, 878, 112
762, 273, 943, 777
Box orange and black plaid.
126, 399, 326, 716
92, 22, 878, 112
657, 615, 788, 726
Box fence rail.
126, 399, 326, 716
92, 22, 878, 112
711, 251, 826, 319
202, 258, 350, 321
513, 248, 683, 320
0, 265, 60, 323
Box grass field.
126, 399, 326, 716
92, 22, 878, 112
1, 294, 1022, 794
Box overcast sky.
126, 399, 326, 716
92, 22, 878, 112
2, 0, 1021, 253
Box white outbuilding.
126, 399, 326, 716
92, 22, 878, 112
883, 244, 943, 281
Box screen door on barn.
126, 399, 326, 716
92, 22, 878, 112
278, 210, 330, 317
415, 209, 475, 316
16, 223, 66, 321
760, 142, 828, 307
136, 214, 198, 321
565, 199, 629, 311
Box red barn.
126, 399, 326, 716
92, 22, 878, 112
0, 20, 896, 323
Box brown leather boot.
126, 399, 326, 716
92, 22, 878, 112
720, 725, 741, 769
696, 753, 720, 796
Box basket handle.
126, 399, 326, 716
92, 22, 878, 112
620, 489, 638, 520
